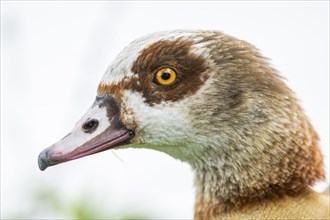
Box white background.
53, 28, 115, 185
1, 1, 329, 219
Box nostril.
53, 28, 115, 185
82, 119, 99, 133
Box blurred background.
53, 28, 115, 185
1, 1, 329, 219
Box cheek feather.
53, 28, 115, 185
121, 90, 193, 145
119, 105, 137, 131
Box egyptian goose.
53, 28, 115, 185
38, 30, 329, 219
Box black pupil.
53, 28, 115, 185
161, 72, 171, 80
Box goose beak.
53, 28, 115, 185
38, 96, 134, 171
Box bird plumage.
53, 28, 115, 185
38, 30, 329, 219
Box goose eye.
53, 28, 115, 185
154, 67, 177, 86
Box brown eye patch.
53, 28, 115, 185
98, 38, 209, 106
131, 38, 208, 105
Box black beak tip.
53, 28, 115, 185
38, 151, 48, 171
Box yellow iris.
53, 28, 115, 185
155, 67, 177, 86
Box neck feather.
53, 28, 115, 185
191, 118, 324, 219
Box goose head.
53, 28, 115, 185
38, 30, 325, 217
